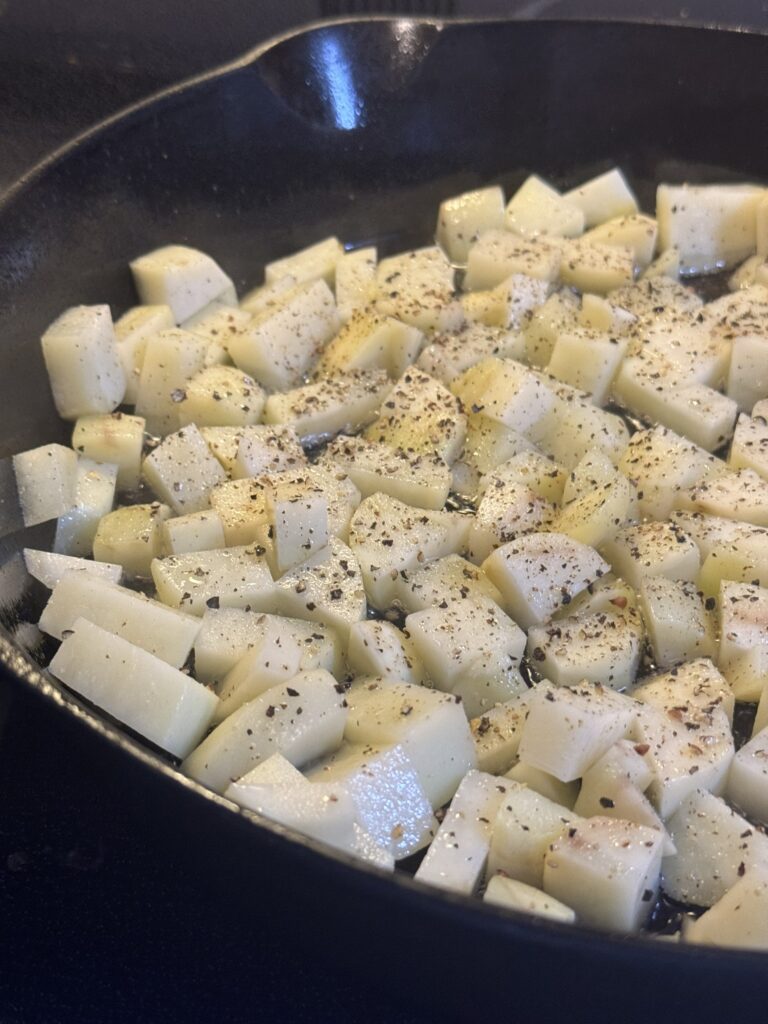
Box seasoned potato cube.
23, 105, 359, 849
547, 327, 628, 406
524, 288, 580, 367
13, 443, 77, 527
265, 236, 343, 287
730, 413, 768, 480
583, 214, 658, 269
176, 365, 265, 428
436, 185, 505, 264
417, 323, 521, 385
49, 617, 217, 758
41, 305, 126, 420
638, 576, 715, 670
601, 520, 700, 587
335, 247, 377, 321
54, 457, 117, 557
24, 548, 122, 590
72, 413, 145, 491
267, 487, 329, 575
347, 619, 426, 685
114, 304, 174, 404
465, 230, 562, 291
151, 544, 275, 615
135, 328, 208, 436
461, 273, 550, 331
717, 580, 768, 701
375, 247, 463, 332
273, 538, 367, 638
230, 425, 306, 479
92, 502, 171, 576
452, 357, 555, 436
470, 692, 530, 775
505, 175, 584, 238
160, 510, 225, 556
483, 875, 576, 923
130, 244, 235, 322
727, 727, 768, 824
142, 424, 227, 515
239, 274, 297, 316
560, 240, 635, 293
264, 370, 391, 441
685, 868, 768, 950
315, 311, 423, 379
564, 168, 639, 227
393, 554, 504, 615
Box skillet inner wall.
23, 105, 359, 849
0, 17, 765, 624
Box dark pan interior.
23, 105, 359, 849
0, 17, 767, 1023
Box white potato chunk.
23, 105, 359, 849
657, 183, 764, 274
160, 510, 225, 556
543, 817, 663, 932
393, 554, 504, 615
518, 682, 637, 782
730, 413, 768, 480
365, 367, 467, 464
335, 247, 377, 321
39, 573, 200, 667
483, 875, 576, 924
717, 580, 768, 701
346, 619, 425, 686
344, 679, 476, 809
642, 247, 681, 280
375, 247, 463, 332
465, 230, 561, 291
578, 292, 637, 335
182, 671, 347, 793
416, 770, 506, 894
601, 520, 700, 587
461, 273, 551, 331
176, 365, 265, 428
134, 328, 208, 436
229, 777, 358, 851
505, 762, 579, 810
583, 214, 658, 269
50, 617, 217, 758
348, 493, 468, 610
264, 369, 390, 441
273, 537, 366, 638
482, 532, 608, 630
663, 788, 768, 906
417, 324, 520, 388
54, 457, 117, 557
470, 692, 531, 775
227, 279, 339, 390
151, 544, 274, 615
406, 595, 526, 716
193, 607, 341, 685
181, 302, 251, 366
229, 425, 307, 479
546, 328, 628, 406
130, 244, 234, 322
436, 185, 505, 264
214, 614, 338, 723
266, 487, 328, 576
524, 288, 580, 367
505, 175, 584, 238
560, 240, 635, 293
479, 451, 566, 504
316, 310, 423, 379
638, 577, 715, 670
727, 727, 768, 824
142, 424, 227, 515
41, 305, 126, 419
553, 472, 633, 549
452, 357, 555, 436
239, 274, 297, 316
487, 781, 579, 887
114, 304, 175, 404
23, 549, 121, 589
321, 435, 450, 511
92, 502, 171, 576
685, 868, 768, 950
469, 479, 556, 565
72, 413, 145, 491
265, 236, 343, 287
618, 425, 721, 521
308, 742, 436, 859
13, 443, 77, 527
564, 168, 639, 227
532, 378, 630, 469
679, 467, 768, 527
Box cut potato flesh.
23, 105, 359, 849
92, 502, 171, 576
685, 867, 768, 950
264, 369, 391, 441
483, 875, 576, 923
142, 424, 227, 515
130, 244, 234, 323
273, 538, 367, 638
54, 457, 117, 558
13, 443, 77, 528
24, 548, 122, 590
436, 185, 506, 264
72, 413, 145, 492
151, 544, 275, 616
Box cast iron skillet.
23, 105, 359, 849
1, 16, 767, 1023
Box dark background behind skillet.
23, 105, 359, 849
0, 2, 766, 1022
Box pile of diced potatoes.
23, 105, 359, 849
16, 166, 768, 949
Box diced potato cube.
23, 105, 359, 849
273, 537, 366, 638
54, 457, 117, 557
727, 727, 768, 824
13, 443, 77, 527
452, 357, 555, 436
524, 288, 580, 367
417, 323, 521, 386
717, 580, 768, 701
601, 520, 700, 587
346, 619, 425, 686
344, 679, 476, 809
239, 274, 297, 315
583, 214, 658, 269
506, 762, 579, 810
470, 693, 530, 775
560, 241, 635, 293
335, 247, 377, 321
487, 781, 579, 887
436, 185, 506, 264
638, 576, 715, 670
415, 770, 506, 893
461, 273, 551, 331
23, 548, 122, 590
38, 573, 200, 667
465, 230, 562, 291
316, 311, 423, 379
267, 488, 329, 575
229, 425, 307, 479
151, 544, 274, 615
727, 334, 768, 414
730, 413, 768, 480
72, 413, 145, 491
41, 305, 126, 419
160, 510, 225, 556
49, 617, 218, 758
393, 554, 504, 615
264, 369, 391, 441
134, 328, 208, 436
176, 365, 265, 428
518, 682, 637, 782
546, 328, 628, 406
553, 472, 633, 548
142, 424, 227, 515
375, 247, 463, 332
182, 671, 348, 792
543, 817, 663, 931
483, 875, 576, 923
468, 479, 555, 564
92, 502, 172, 576
505, 175, 584, 238
685, 868, 768, 950
657, 183, 764, 274
679, 467, 768, 527
227, 279, 340, 391
265, 236, 343, 287
564, 168, 639, 228
114, 304, 174, 404
130, 244, 234, 322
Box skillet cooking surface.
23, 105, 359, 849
1, 17, 768, 1024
